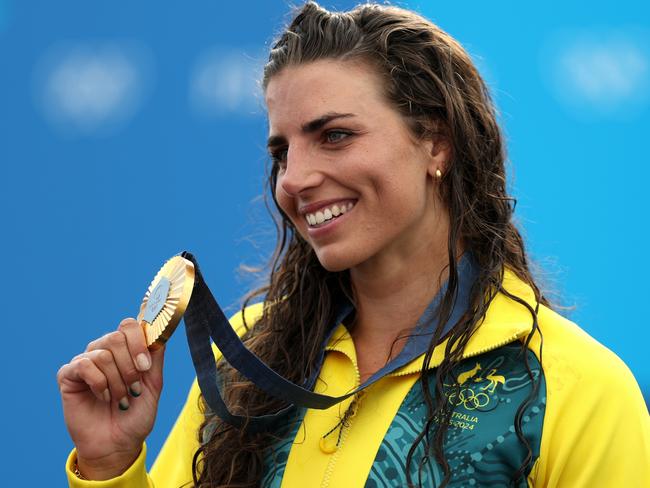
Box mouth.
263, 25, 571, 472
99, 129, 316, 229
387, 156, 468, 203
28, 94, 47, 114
304, 200, 356, 228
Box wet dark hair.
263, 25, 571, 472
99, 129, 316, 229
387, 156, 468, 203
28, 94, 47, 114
192, 2, 546, 486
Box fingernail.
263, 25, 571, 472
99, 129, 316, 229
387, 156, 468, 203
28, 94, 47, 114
136, 353, 151, 371
119, 397, 130, 411
102, 389, 111, 403
129, 381, 142, 397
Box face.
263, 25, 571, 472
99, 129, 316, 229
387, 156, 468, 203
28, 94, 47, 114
265, 59, 448, 273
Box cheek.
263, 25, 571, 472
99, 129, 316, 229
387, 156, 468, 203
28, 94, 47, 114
359, 141, 428, 198
274, 183, 307, 234
367, 166, 426, 213
274, 180, 291, 216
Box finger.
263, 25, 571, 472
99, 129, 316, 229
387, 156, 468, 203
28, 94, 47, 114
118, 318, 152, 374
85, 349, 130, 410
57, 359, 110, 402
75, 358, 112, 402
102, 330, 143, 398
148, 343, 166, 388
86, 329, 141, 401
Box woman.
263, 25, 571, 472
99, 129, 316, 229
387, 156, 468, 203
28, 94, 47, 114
58, 2, 650, 487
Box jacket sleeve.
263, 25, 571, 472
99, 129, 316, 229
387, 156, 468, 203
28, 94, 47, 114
66, 444, 153, 488
528, 316, 650, 487
65, 303, 263, 487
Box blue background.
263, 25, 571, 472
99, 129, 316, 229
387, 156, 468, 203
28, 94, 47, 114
0, 0, 648, 484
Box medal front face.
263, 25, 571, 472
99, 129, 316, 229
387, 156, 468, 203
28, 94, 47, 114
137, 255, 195, 349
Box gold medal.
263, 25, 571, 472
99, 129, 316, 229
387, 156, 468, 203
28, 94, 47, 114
137, 255, 195, 350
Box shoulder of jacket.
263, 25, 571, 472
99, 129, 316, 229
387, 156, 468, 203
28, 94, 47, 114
534, 304, 640, 400
528, 308, 649, 487
227, 301, 265, 335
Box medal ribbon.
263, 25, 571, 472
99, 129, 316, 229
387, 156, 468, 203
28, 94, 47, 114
180, 251, 477, 432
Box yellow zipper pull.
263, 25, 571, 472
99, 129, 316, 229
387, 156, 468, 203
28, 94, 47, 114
319, 436, 338, 454
319, 392, 366, 454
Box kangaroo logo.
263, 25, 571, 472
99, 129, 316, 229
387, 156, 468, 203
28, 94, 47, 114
457, 362, 482, 385
474, 368, 506, 394
447, 362, 506, 411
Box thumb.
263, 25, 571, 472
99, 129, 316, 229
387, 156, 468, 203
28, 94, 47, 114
147, 344, 166, 387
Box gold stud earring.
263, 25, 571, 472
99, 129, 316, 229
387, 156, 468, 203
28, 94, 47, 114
435, 168, 442, 179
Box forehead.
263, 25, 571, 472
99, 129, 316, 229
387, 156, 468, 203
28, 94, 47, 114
265, 60, 388, 132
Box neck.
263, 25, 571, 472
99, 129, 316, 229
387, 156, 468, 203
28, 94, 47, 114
348, 237, 458, 381
350, 249, 450, 338
349, 218, 456, 349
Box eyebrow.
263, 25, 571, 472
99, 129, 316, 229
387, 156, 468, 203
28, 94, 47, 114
267, 112, 357, 148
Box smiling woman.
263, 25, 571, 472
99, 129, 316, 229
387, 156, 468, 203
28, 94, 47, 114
267, 60, 449, 275
58, 2, 650, 487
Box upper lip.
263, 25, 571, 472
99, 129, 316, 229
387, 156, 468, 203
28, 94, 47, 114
298, 198, 356, 216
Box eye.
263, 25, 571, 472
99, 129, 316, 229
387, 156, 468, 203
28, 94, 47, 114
270, 147, 288, 169
324, 130, 352, 144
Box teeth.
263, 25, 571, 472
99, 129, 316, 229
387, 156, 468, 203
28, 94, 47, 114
305, 201, 355, 227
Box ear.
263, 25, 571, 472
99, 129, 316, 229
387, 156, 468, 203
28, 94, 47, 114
425, 134, 451, 179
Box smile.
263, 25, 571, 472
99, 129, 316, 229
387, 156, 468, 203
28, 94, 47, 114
305, 201, 355, 227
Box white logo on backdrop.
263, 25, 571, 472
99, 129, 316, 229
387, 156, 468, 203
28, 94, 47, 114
542, 29, 649, 118
189, 48, 264, 117
33, 41, 153, 136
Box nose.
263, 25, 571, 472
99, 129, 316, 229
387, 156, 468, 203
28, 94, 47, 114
277, 144, 324, 197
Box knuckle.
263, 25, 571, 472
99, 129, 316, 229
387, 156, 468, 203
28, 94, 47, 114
120, 323, 145, 346
96, 349, 114, 366
120, 322, 147, 351
77, 357, 94, 372
88, 376, 107, 392
56, 364, 68, 384
118, 317, 138, 330
106, 331, 127, 348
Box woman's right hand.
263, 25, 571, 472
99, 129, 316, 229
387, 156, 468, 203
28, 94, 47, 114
57, 318, 165, 480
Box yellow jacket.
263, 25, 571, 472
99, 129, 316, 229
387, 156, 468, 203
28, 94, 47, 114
66, 271, 650, 487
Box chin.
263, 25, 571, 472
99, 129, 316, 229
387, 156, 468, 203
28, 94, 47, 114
313, 248, 359, 273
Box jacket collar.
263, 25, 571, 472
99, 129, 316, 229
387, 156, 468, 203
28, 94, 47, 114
325, 267, 537, 376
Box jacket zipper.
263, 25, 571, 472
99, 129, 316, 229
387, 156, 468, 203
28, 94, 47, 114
320, 363, 363, 488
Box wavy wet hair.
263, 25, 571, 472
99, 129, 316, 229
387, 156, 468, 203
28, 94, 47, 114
192, 2, 546, 487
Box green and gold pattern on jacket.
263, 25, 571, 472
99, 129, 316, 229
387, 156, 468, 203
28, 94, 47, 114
261, 343, 546, 487
365, 345, 546, 487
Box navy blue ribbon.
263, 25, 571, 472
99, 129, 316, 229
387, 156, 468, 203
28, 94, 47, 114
181, 251, 478, 432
